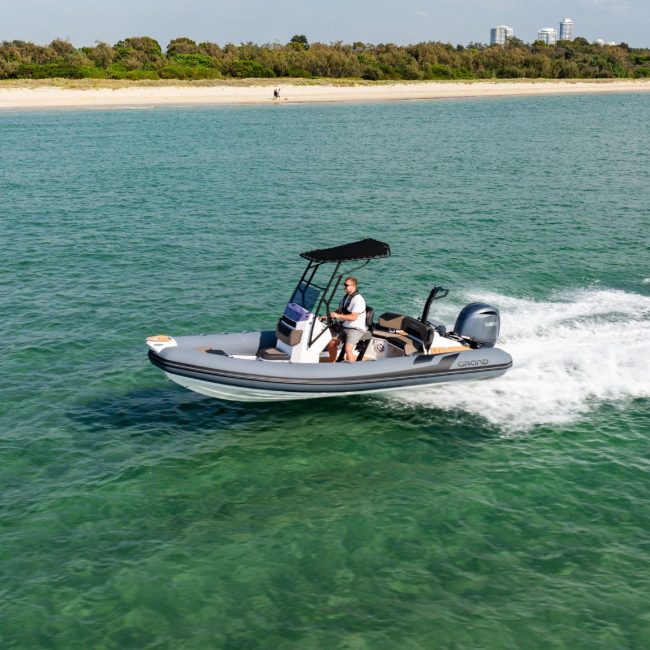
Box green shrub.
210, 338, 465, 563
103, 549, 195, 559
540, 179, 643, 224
16, 63, 85, 78
399, 63, 422, 79
228, 59, 275, 78
76, 66, 107, 78
157, 65, 221, 80
124, 69, 159, 80
496, 66, 527, 78
167, 37, 200, 57
114, 37, 163, 64
427, 64, 456, 79
106, 62, 128, 79
284, 68, 311, 78
0, 60, 20, 79
361, 66, 382, 80
168, 53, 216, 68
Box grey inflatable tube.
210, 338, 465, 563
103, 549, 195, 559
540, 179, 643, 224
148, 331, 513, 397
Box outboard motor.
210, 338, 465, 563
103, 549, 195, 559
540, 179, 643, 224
453, 303, 500, 348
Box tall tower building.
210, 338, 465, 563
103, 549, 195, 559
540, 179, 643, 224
537, 28, 558, 45
490, 25, 514, 45
559, 18, 574, 41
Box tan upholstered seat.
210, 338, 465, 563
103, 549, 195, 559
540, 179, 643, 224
372, 313, 434, 356
377, 312, 405, 330
371, 330, 416, 355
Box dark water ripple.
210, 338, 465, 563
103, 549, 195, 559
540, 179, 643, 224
2, 94, 650, 648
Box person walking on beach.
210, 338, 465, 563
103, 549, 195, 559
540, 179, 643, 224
273, 88, 280, 100
326, 277, 366, 362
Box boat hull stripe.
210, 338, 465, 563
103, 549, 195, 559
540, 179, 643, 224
148, 350, 512, 393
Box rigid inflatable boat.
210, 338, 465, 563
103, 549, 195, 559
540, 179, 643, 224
146, 239, 512, 401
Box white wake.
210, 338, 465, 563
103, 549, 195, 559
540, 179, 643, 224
387, 288, 650, 430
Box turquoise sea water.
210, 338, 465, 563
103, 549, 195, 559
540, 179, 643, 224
2, 94, 650, 648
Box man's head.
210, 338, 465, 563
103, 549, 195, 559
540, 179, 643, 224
343, 277, 358, 295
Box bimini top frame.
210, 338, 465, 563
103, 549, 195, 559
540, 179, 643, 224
289, 238, 391, 347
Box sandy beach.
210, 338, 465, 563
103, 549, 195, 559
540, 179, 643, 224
1, 79, 649, 109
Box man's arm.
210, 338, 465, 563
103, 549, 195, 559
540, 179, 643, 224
330, 310, 359, 322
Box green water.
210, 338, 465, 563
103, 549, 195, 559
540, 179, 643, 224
2, 94, 650, 649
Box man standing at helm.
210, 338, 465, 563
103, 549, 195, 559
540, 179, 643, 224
326, 276, 366, 362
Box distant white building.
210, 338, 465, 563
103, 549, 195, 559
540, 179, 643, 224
490, 25, 514, 45
559, 18, 574, 41
537, 28, 558, 45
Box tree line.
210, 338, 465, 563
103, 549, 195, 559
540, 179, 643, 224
1, 35, 649, 81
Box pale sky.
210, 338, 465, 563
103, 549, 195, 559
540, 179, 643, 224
1, 0, 646, 48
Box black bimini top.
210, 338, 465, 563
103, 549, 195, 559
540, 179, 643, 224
300, 238, 391, 263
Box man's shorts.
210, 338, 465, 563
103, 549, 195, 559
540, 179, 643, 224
341, 328, 366, 346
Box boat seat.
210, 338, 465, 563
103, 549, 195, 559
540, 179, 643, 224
258, 347, 290, 361
276, 316, 302, 346
372, 329, 406, 340
376, 312, 405, 330
402, 316, 434, 351
371, 315, 434, 356
379, 333, 417, 355
371, 312, 410, 349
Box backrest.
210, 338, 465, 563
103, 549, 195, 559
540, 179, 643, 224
402, 316, 434, 351
365, 306, 375, 329
276, 315, 303, 346
377, 312, 405, 330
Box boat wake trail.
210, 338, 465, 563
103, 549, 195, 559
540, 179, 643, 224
388, 288, 650, 430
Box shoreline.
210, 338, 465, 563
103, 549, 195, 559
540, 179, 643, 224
1, 79, 649, 109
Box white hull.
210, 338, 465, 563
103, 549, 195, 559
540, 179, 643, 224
164, 372, 435, 402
